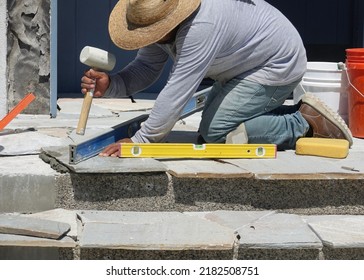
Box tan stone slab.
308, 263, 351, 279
162, 159, 252, 178
0, 215, 70, 239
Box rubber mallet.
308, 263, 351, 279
76, 46, 116, 135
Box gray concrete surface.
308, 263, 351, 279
7, 0, 51, 114
0, 155, 57, 213
0, 1, 7, 118
1, 96, 364, 259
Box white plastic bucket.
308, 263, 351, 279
293, 62, 348, 123
302, 62, 342, 80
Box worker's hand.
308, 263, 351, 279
99, 138, 133, 157
81, 69, 110, 97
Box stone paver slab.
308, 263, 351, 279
237, 213, 322, 249
303, 215, 364, 248
25, 209, 78, 239
77, 211, 183, 224
41, 146, 166, 173
186, 211, 276, 231
223, 151, 364, 179
163, 160, 252, 178
0, 155, 56, 176
57, 99, 114, 117
0, 215, 70, 239
0, 131, 66, 156
79, 213, 235, 250
92, 98, 154, 112
0, 234, 75, 248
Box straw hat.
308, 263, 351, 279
109, 0, 201, 50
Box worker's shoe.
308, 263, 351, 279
299, 93, 353, 147
226, 123, 248, 144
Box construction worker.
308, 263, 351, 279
81, 0, 352, 157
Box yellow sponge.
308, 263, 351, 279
296, 138, 349, 159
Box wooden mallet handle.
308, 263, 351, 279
76, 90, 93, 135
76, 46, 116, 135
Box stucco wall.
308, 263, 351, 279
0, 2, 6, 119
7, 0, 50, 115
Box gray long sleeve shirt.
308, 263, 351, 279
105, 0, 307, 143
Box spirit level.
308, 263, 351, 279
119, 143, 277, 159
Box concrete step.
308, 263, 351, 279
1, 209, 364, 260
0, 156, 57, 213
1, 110, 364, 215
1, 109, 364, 260
53, 171, 364, 215
1, 153, 364, 215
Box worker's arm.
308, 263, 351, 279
104, 45, 170, 99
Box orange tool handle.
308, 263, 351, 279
0, 93, 36, 130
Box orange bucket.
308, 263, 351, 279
345, 57, 364, 138
346, 48, 364, 56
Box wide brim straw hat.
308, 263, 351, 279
109, 0, 201, 50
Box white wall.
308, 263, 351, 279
0, 1, 7, 119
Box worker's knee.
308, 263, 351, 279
199, 127, 226, 143
200, 123, 249, 144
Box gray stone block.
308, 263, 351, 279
0, 156, 57, 213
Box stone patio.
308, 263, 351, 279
1, 96, 364, 259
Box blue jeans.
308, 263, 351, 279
198, 78, 310, 150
